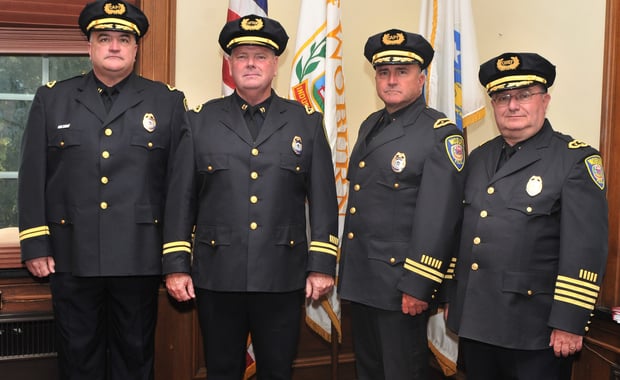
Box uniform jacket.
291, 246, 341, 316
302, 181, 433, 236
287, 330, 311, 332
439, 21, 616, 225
162, 93, 339, 292
446, 120, 608, 350
338, 96, 466, 311
18, 72, 188, 276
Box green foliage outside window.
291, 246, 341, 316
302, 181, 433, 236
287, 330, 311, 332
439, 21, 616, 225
0, 55, 91, 228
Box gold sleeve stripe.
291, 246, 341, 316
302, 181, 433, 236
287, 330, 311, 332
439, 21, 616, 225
421, 254, 443, 270
555, 288, 598, 305
162, 241, 192, 255
556, 275, 600, 291
555, 281, 600, 299
404, 258, 444, 283
19, 226, 50, 241
329, 234, 339, 246
310, 241, 338, 256
554, 295, 596, 311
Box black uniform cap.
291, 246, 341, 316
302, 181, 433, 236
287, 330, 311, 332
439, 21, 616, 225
218, 14, 289, 56
364, 29, 434, 69
479, 52, 556, 94
78, 0, 149, 39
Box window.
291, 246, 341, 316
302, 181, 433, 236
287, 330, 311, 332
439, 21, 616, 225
0, 55, 91, 228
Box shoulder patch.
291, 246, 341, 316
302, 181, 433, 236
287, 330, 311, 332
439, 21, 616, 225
46, 81, 57, 88
192, 104, 203, 113
166, 84, 176, 91
445, 135, 465, 171
568, 139, 590, 149
584, 155, 605, 190
434, 118, 455, 129
305, 104, 315, 115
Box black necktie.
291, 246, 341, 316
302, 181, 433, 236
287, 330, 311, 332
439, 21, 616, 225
101, 87, 118, 113
497, 144, 517, 171
366, 112, 392, 143
245, 106, 264, 140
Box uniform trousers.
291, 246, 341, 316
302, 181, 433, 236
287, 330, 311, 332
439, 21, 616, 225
49, 273, 161, 380
196, 289, 304, 380
460, 337, 574, 380
350, 301, 429, 380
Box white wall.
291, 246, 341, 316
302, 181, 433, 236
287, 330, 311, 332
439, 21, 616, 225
175, 0, 606, 151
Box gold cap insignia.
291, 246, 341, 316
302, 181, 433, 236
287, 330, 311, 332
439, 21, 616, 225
497, 56, 520, 71
526, 175, 543, 197
382, 32, 405, 46
292, 136, 303, 155
241, 17, 264, 31
391, 152, 407, 173
104, 2, 127, 15
142, 113, 156, 133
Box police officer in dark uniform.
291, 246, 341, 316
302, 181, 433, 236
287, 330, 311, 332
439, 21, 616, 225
446, 52, 608, 380
18, 1, 188, 378
338, 29, 466, 379
162, 15, 339, 380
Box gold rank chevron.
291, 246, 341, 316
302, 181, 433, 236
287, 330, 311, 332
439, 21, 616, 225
310, 241, 338, 257
19, 226, 50, 240
404, 257, 445, 283
554, 275, 600, 310
162, 241, 192, 255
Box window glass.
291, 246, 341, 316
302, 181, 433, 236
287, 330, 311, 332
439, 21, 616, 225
0, 55, 90, 228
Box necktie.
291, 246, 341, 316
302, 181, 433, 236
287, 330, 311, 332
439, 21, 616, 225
245, 106, 264, 140
497, 144, 517, 171
366, 112, 391, 143
101, 87, 118, 113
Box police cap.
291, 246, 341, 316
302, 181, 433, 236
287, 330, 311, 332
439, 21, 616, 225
479, 52, 556, 94
78, 0, 149, 39
218, 15, 289, 56
364, 29, 434, 69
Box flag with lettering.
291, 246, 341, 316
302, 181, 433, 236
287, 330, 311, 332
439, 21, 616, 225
289, 0, 349, 343
419, 0, 485, 130
222, 0, 268, 95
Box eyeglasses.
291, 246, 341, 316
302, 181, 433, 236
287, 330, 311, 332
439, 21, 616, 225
491, 90, 546, 107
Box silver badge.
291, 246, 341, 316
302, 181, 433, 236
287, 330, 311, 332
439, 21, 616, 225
292, 136, 303, 155
526, 176, 543, 197
391, 152, 406, 173
143, 113, 156, 133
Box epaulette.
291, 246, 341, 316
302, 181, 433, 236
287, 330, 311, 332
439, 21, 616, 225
183, 98, 189, 112
46, 81, 57, 88
304, 104, 315, 115
192, 104, 203, 113
433, 118, 456, 129
166, 84, 176, 92
568, 139, 590, 149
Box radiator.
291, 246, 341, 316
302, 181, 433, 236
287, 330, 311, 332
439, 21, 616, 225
0, 314, 56, 360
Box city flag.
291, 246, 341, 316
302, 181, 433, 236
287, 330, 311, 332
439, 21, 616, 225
222, 0, 268, 95
419, 0, 485, 130
289, 0, 349, 343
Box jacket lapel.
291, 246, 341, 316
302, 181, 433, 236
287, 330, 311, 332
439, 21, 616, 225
104, 74, 143, 127
75, 72, 106, 122
220, 95, 254, 145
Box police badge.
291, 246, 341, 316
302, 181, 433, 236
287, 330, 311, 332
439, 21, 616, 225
292, 136, 303, 155
391, 152, 406, 173
526, 176, 543, 197
142, 113, 156, 132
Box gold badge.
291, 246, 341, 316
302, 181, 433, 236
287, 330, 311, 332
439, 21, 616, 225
497, 56, 520, 71
382, 32, 405, 46
241, 17, 264, 31
104, 2, 127, 15
292, 136, 303, 155
526, 176, 543, 197
143, 113, 156, 133
391, 152, 407, 173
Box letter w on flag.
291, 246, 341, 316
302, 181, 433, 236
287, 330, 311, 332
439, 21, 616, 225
289, 0, 349, 344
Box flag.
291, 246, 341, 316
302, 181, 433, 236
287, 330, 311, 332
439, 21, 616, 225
289, 0, 349, 343
419, 0, 485, 130
221, 0, 268, 95
419, 0, 484, 375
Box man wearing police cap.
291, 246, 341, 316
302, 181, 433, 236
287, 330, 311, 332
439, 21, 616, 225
338, 29, 465, 379
446, 52, 608, 379
162, 14, 339, 380
18, 1, 188, 378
